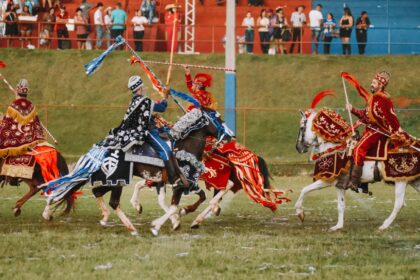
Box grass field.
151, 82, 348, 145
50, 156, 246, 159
0, 177, 419, 279
0, 50, 419, 163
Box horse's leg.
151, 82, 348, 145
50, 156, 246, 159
179, 189, 206, 216
156, 185, 181, 231
13, 183, 40, 217
212, 188, 222, 216
96, 196, 111, 226
61, 196, 75, 216
130, 179, 146, 214
109, 186, 138, 236
379, 181, 407, 231
151, 187, 183, 236
329, 187, 346, 231
191, 180, 234, 229
294, 179, 330, 222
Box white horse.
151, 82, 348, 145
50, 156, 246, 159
295, 103, 420, 231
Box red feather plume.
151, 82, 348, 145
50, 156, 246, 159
0, 60, 6, 68
310, 90, 336, 109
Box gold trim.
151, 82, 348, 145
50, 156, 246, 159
378, 162, 420, 182
0, 140, 45, 158
6, 105, 37, 125
0, 163, 34, 179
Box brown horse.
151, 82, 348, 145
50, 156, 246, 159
42, 108, 233, 236
0, 151, 73, 217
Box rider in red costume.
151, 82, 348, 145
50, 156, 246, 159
346, 71, 407, 190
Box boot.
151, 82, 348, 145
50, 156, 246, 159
164, 160, 177, 185
347, 165, 363, 191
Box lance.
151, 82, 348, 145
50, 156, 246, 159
0, 73, 59, 145
358, 122, 420, 152
341, 74, 355, 136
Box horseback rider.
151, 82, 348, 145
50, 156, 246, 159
345, 71, 407, 190
97, 75, 188, 187
0, 79, 46, 158
184, 67, 217, 110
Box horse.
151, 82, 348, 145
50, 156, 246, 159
42, 108, 233, 236
0, 148, 73, 217
294, 93, 420, 231
128, 154, 276, 229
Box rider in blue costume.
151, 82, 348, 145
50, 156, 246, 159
98, 75, 187, 186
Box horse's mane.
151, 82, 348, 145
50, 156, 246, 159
170, 108, 209, 140
312, 108, 353, 143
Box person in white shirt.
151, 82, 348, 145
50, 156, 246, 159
309, 4, 323, 54
131, 9, 149, 51
289, 5, 306, 54
103, 7, 112, 48
94, 2, 104, 49
241, 11, 255, 54
257, 9, 270, 54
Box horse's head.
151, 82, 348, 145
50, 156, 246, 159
296, 90, 336, 154
202, 108, 235, 144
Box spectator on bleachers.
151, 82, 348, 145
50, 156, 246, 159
40, 7, 55, 48
356, 11, 370, 55
248, 0, 263, 7
4, 4, 18, 45
41, 0, 52, 12
93, 2, 104, 49
79, 0, 91, 19
131, 9, 148, 52
322, 12, 336, 54
23, 0, 33, 15
74, 7, 88, 50
309, 4, 323, 54
289, 5, 306, 54
19, 5, 34, 48
27, 0, 40, 15
257, 8, 269, 54
339, 6, 353, 55
55, 5, 69, 49
110, 2, 127, 47
104, 7, 112, 48
272, 7, 288, 55
140, 0, 155, 24
164, 4, 180, 52
241, 11, 254, 54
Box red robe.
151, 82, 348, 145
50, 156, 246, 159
352, 91, 401, 165
0, 98, 46, 157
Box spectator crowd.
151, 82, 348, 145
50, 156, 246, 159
0, 1, 372, 55
241, 4, 372, 55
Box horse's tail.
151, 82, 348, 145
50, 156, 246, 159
57, 152, 69, 176
257, 156, 272, 189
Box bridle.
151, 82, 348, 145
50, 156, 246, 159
297, 110, 320, 150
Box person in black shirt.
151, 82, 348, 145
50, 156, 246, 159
356, 11, 371, 55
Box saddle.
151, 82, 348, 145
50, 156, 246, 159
125, 143, 165, 168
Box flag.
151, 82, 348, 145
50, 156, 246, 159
84, 36, 125, 76
169, 88, 201, 108
341, 72, 370, 103
130, 56, 164, 92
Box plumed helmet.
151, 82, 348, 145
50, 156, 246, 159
194, 73, 212, 88
16, 79, 29, 95
128, 75, 144, 92
373, 71, 390, 88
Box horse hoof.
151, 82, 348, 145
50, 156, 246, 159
297, 211, 305, 223
328, 226, 342, 232
150, 228, 159, 237
42, 212, 53, 221
99, 220, 108, 227
212, 206, 221, 216
378, 225, 388, 231
191, 222, 200, 229
13, 208, 21, 217
131, 231, 139, 236
138, 205, 143, 215
172, 222, 181, 231
179, 208, 187, 216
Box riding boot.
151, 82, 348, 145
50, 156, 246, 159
347, 165, 363, 191
335, 171, 350, 189
164, 160, 177, 185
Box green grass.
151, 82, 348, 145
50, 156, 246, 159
0, 177, 419, 279
0, 49, 419, 162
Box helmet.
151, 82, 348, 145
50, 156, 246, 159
16, 79, 29, 95
128, 75, 143, 92
194, 73, 212, 88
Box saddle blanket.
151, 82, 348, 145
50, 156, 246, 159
90, 149, 133, 187
0, 154, 36, 179
313, 151, 350, 182
380, 151, 420, 181
124, 143, 165, 167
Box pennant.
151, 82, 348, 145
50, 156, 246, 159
84, 36, 125, 76
169, 88, 201, 108
130, 56, 164, 92
341, 72, 370, 103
